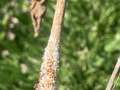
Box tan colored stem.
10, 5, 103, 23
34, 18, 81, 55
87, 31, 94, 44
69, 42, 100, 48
106, 58, 120, 90
35, 0, 66, 90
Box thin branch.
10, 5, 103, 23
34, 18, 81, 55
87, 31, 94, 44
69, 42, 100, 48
112, 71, 120, 90
106, 58, 120, 90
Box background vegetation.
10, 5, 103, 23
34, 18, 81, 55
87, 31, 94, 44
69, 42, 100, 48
0, 0, 120, 90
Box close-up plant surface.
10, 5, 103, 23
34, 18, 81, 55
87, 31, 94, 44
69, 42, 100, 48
0, 0, 120, 90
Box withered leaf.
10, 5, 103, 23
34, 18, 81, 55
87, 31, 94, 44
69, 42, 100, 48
30, 0, 46, 37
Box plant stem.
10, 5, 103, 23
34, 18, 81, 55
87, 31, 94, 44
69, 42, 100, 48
106, 58, 120, 90
35, 0, 66, 90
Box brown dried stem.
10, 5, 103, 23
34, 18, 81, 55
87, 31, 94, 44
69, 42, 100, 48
35, 0, 66, 90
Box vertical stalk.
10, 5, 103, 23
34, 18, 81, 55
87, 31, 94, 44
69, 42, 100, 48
35, 0, 66, 90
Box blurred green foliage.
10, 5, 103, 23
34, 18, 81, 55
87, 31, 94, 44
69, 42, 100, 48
0, 0, 120, 90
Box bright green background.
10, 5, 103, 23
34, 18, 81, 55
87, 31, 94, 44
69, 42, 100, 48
0, 0, 120, 90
